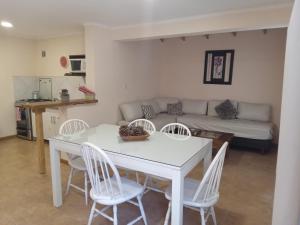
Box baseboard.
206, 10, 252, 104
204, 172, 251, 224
0, 135, 16, 141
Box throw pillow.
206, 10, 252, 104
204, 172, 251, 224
215, 99, 237, 120
141, 105, 156, 120
167, 102, 183, 115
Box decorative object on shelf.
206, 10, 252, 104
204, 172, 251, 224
119, 125, 149, 141
60, 89, 70, 102
60, 56, 68, 68
203, 49, 234, 85
78, 86, 95, 100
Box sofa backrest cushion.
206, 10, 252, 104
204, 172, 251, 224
120, 101, 143, 121
181, 99, 207, 115
142, 99, 161, 114
154, 97, 179, 112
237, 102, 271, 122
208, 100, 238, 117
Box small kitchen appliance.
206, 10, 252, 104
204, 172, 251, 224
69, 55, 86, 74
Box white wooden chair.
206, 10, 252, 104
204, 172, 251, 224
59, 119, 90, 205
129, 119, 156, 135
144, 123, 191, 193
127, 119, 156, 184
81, 142, 148, 225
160, 122, 191, 139
163, 142, 228, 225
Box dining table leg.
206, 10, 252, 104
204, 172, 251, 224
171, 170, 184, 225
49, 140, 63, 207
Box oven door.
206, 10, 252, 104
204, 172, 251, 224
16, 107, 33, 140
17, 128, 32, 140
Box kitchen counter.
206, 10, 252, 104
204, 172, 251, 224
15, 98, 98, 109
16, 98, 98, 174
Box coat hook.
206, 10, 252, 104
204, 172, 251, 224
181, 37, 186, 41
205, 34, 210, 39
160, 38, 165, 43
232, 32, 237, 37
263, 29, 268, 35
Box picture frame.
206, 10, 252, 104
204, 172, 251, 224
203, 49, 235, 85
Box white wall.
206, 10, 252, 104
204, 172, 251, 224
35, 34, 84, 76
272, 1, 300, 225
0, 36, 36, 137
112, 4, 292, 41
157, 29, 286, 131
0, 34, 85, 138
67, 25, 159, 126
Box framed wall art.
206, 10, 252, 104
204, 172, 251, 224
203, 49, 235, 85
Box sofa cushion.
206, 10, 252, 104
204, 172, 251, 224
182, 99, 207, 115
167, 102, 183, 115
150, 113, 177, 131
142, 99, 161, 114
154, 97, 179, 112
141, 105, 156, 120
177, 114, 273, 140
238, 102, 271, 122
208, 100, 237, 117
215, 100, 237, 120
120, 101, 143, 121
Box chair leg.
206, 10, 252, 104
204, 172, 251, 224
84, 172, 88, 205
200, 208, 206, 225
164, 201, 171, 225
87, 201, 96, 225
143, 175, 149, 189
65, 167, 74, 195
149, 176, 154, 187
113, 205, 118, 225
210, 207, 217, 225
136, 172, 140, 184
137, 195, 148, 225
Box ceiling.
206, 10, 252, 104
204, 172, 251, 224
0, 0, 293, 39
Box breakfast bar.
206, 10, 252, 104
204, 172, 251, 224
15, 99, 98, 174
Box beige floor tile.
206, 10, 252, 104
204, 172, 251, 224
0, 137, 277, 225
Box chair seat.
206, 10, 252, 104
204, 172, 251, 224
69, 156, 87, 171
165, 178, 219, 208
91, 176, 144, 205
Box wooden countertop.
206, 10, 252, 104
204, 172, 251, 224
15, 99, 98, 110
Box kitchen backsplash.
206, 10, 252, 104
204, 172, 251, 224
13, 76, 39, 100
13, 76, 85, 100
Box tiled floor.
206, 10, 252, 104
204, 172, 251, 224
0, 137, 277, 225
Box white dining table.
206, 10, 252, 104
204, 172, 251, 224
49, 124, 212, 225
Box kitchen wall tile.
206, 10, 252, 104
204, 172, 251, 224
13, 76, 38, 100
13, 76, 85, 101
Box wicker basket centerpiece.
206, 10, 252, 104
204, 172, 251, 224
119, 125, 149, 141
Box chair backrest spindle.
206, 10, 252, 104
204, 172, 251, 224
59, 119, 90, 161
81, 142, 123, 199
129, 119, 156, 135
59, 119, 89, 137
160, 123, 191, 138
192, 142, 228, 203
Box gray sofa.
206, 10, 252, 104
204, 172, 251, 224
119, 97, 274, 152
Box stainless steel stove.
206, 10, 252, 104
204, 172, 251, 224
15, 99, 50, 140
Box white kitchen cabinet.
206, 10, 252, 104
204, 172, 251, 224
32, 108, 69, 161
32, 108, 62, 140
